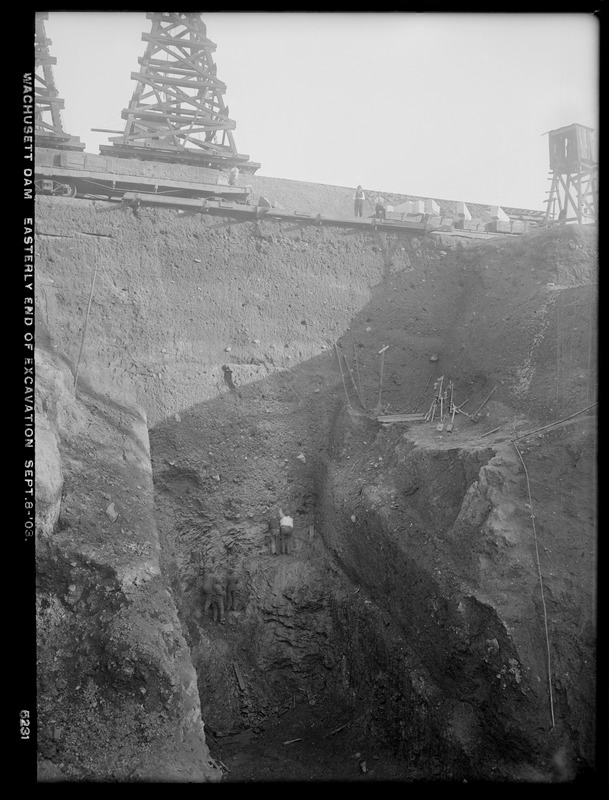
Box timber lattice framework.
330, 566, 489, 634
34, 12, 85, 151
99, 12, 259, 173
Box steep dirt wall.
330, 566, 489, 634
35, 347, 220, 782
37, 199, 593, 432
335, 225, 597, 425
317, 224, 597, 778
317, 406, 596, 779
35, 195, 436, 428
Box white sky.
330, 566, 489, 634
42, 11, 599, 210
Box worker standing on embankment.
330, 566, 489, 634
353, 185, 365, 217
374, 195, 386, 219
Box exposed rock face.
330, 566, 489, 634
316, 410, 596, 779
35, 347, 220, 782
35, 350, 85, 535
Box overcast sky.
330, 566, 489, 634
42, 11, 598, 211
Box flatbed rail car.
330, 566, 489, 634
34, 147, 252, 203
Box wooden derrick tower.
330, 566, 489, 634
99, 12, 259, 172
34, 12, 85, 151
544, 123, 598, 225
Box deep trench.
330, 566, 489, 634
148, 398, 536, 780
35, 199, 597, 782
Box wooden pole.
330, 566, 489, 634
335, 344, 352, 409
473, 385, 496, 417
74, 254, 100, 391
343, 354, 366, 410
378, 346, 389, 409
353, 343, 364, 405
511, 402, 597, 442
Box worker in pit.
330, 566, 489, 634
229, 166, 239, 186
268, 518, 280, 556
202, 568, 215, 617
226, 570, 240, 611
202, 566, 226, 623
353, 185, 365, 217
211, 575, 226, 623
279, 509, 294, 555
374, 196, 386, 219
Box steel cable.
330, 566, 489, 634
513, 442, 555, 729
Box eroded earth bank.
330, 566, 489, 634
35, 195, 597, 782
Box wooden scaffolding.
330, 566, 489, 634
34, 13, 85, 151
543, 123, 598, 225
99, 12, 259, 172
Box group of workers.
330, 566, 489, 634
353, 186, 387, 219
200, 511, 295, 623
201, 565, 240, 624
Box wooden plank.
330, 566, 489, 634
141, 50, 212, 74
130, 71, 218, 90
377, 414, 427, 423
99, 143, 259, 170
36, 97, 64, 109
132, 84, 221, 108
140, 58, 227, 84
142, 32, 217, 50
121, 110, 235, 128
87, 191, 430, 232
233, 662, 246, 692
141, 95, 225, 116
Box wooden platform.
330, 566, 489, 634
377, 413, 427, 424
119, 192, 435, 233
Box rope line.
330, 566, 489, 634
567, 299, 577, 378
513, 442, 555, 729
335, 344, 352, 409
555, 292, 561, 412
586, 283, 595, 406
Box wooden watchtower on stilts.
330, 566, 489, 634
99, 12, 259, 173
34, 12, 85, 151
543, 123, 598, 225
